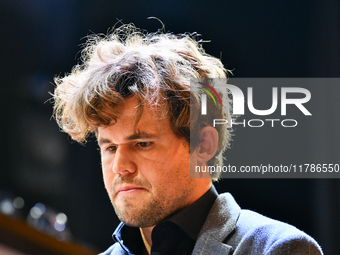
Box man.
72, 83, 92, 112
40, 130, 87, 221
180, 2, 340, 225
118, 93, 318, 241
53, 24, 323, 254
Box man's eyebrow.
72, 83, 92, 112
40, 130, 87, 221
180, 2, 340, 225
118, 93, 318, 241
98, 132, 157, 146
98, 138, 111, 146
126, 131, 158, 140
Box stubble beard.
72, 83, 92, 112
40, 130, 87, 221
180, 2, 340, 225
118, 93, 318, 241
111, 185, 191, 228
113, 195, 167, 228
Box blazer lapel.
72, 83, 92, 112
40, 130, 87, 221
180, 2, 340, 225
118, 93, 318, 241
192, 193, 241, 255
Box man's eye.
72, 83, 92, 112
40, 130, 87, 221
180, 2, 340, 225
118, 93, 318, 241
137, 142, 152, 149
106, 146, 117, 152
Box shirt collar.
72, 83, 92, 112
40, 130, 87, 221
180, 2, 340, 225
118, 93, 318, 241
165, 185, 218, 241
113, 222, 144, 254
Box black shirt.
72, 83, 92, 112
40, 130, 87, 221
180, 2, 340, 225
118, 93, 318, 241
112, 186, 218, 255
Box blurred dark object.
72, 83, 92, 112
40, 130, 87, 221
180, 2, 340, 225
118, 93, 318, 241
0, 213, 97, 255
0, 191, 25, 220
27, 203, 72, 242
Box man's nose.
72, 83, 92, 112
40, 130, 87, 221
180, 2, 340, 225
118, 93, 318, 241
112, 146, 136, 176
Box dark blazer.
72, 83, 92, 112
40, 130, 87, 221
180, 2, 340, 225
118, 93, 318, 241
193, 193, 323, 254
100, 193, 323, 254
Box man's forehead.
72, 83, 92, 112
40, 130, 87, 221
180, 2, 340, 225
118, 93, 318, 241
97, 97, 169, 141
114, 97, 141, 118
115, 97, 164, 125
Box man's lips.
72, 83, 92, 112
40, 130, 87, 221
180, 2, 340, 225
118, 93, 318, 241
116, 186, 145, 195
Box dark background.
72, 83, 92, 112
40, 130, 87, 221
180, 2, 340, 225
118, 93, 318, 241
1, 0, 339, 254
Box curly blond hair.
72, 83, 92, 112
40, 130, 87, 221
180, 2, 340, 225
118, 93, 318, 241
53, 24, 232, 180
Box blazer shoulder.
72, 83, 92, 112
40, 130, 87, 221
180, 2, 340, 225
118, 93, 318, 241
229, 209, 323, 254
194, 193, 323, 255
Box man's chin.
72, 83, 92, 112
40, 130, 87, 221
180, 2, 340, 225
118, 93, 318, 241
118, 214, 159, 228
122, 219, 156, 228
114, 206, 164, 228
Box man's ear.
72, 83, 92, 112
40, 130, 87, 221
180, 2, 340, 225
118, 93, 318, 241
196, 126, 218, 164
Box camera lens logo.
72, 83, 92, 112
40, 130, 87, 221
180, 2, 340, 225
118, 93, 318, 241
198, 82, 222, 115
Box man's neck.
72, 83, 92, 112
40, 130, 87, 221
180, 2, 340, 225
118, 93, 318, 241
138, 182, 212, 254
140, 226, 154, 255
